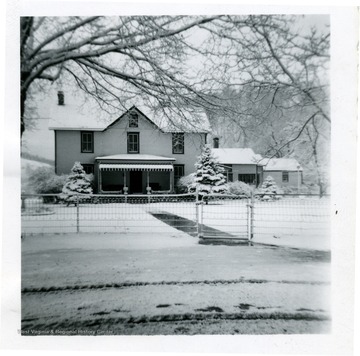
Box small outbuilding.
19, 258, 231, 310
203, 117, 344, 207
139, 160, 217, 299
212, 148, 264, 187
263, 158, 303, 189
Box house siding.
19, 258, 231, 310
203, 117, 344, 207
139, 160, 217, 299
264, 171, 301, 187
54, 110, 206, 188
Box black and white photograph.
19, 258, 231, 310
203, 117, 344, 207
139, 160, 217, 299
1, 1, 358, 354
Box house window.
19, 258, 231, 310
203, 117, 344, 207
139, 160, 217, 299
172, 133, 184, 154
129, 112, 138, 127
174, 164, 185, 183
81, 131, 94, 153
222, 165, 233, 182
238, 174, 256, 185
282, 171, 289, 182
82, 164, 94, 175
127, 132, 139, 153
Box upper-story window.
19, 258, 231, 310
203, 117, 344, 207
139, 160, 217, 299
127, 132, 139, 153
129, 112, 138, 128
172, 133, 184, 154
282, 171, 289, 182
81, 131, 94, 153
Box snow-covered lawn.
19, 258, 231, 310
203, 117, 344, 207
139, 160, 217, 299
21, 232, 331, 335
21, 196, 330, 251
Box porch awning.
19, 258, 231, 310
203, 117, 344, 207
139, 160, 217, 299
99, 163, 173, 171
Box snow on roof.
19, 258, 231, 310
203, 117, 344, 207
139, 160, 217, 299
212, 148, 264, 165
150, 109, 211, 133
263, 158, 303, 171
95, 154, 176, 161
49, 103, 110, 130
44, 89, 210, 133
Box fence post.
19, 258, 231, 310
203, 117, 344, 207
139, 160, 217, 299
21, 195, 25, 211
76, 195, 80, 233
247, 193, 254, 241
195, 186, 203, 238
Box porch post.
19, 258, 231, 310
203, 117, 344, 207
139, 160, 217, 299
123, 171, 128, 194
146, 171, 151, 194
170, 169, 174, 193
98, 167, 102, 193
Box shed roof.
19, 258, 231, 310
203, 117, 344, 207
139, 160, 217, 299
95, 154, 176, 161
99, 163, 173, 171
212, 148, 264, 165
263, 158, 303, 171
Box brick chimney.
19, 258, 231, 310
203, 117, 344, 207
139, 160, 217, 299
57, 91, 64, 105
213, 137, 219, 148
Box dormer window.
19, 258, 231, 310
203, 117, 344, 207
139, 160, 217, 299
129, 112, 138, 128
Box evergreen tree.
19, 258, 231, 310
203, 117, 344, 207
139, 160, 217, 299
61, 162, 93, 204
257, 175, 278, 201
189, 145, 228, 196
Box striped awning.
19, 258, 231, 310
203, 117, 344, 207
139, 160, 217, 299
99, 163, 173, 171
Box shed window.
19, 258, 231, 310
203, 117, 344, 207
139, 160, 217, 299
238, 174, 257, 185
222, 165, 233, 182
282, 171, 289, 182
81, 131, 94, 153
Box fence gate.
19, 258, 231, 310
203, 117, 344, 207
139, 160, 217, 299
198, 194, 250, 241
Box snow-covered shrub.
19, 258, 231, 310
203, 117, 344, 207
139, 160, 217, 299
256, 175, 280, 201
28, 167, 68, 194
227, 181, 253, 197
176, 173, 195, 193
27, 166, 68, 202
281, 185, 311, 195
60, 162, 93, 205
189, 144, 228, 197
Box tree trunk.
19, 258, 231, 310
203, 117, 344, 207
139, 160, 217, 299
20, 71, 30, 139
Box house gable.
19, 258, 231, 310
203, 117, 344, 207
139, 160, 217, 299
104, 106, 163, 132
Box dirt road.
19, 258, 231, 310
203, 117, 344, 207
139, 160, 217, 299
21, 233, 331, 335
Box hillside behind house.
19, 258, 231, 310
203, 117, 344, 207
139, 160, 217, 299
21, 158, 52, 194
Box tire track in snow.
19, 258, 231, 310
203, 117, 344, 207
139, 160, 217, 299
22, 278, 330, 294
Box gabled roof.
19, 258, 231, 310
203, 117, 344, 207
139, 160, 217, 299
263, 158, 303, 171
264, 158, 303, 171
104, 106, 163, 132
212, 148, 264, 165
46, 89, 210, 133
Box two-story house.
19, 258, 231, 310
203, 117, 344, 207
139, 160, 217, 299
49, 91, 208, 194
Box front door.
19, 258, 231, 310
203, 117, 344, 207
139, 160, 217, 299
130, 171, 143, 193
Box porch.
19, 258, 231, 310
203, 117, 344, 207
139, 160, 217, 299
96, 154, 176, 194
